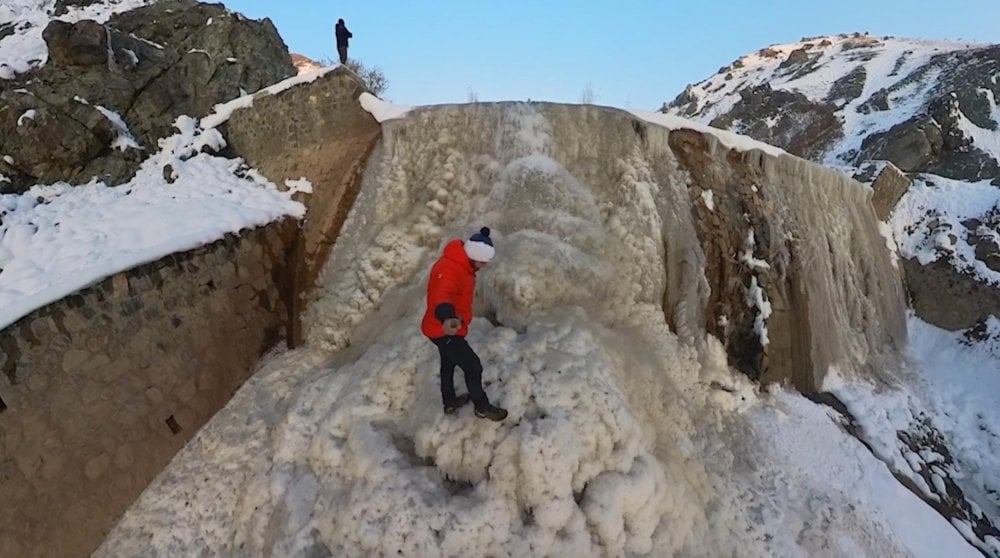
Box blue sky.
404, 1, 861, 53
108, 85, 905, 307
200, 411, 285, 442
224, 1, 1000, 109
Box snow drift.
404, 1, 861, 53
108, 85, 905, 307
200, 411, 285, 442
95, 103, 957, 557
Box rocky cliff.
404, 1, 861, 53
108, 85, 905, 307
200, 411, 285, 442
0, 0, 294, 192
663, 34, 1000, 332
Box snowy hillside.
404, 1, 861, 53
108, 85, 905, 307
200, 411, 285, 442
665, 34, 993, 170
0, 71, 343, 332
0, 0, 317, 331
665, 34, 1000, 296
663, 34, 1000, 555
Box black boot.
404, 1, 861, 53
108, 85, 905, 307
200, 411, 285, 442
444, 394, 470, 415
474, 402, 508, 422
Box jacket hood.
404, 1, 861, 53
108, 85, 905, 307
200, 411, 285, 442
442, 239, 473, 271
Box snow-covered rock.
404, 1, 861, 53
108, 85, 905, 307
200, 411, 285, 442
0, 0, 294, 191
662, 34, 1000, 330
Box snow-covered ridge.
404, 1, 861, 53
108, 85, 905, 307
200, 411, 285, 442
0, 116, 305, 332
0, 0, 154, 78
666, 34, 994, 170
674, 34, 980, 121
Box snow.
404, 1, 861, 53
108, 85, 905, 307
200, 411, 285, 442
629, 109, 786, 156
359, 92, 412, 123
0, 8, 990, 550
739, 229, 771, 271
956, 105, 1000, 161
16, 108, 36, 126
122, 48, 138, 65
891, 174, 1000, 285
95, 105, 142, 150
662, 35, 992, 172
745, 275, 772, 346
700, 189, 715, 211
128, 32, 161, 49
738, 230, 771, 346
0, 116, 305, 332
0, 0, 152, 78
823, 314, 1000, 554
284, 177, 312, 194
751, 389, 979, 558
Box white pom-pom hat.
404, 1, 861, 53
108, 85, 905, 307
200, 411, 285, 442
464, 227, 495, 262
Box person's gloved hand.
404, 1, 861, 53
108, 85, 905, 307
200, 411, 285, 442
442, 317, 461, 336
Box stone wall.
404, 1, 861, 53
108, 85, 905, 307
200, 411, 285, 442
0, 64, 383, 558
222, 66, 381, 346
0, 221, 297, 558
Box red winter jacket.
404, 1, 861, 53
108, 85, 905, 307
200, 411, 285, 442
422, 239, 477, 338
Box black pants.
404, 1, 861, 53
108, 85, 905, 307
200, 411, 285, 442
431, 336, 488, 407
337, 45, 348, 64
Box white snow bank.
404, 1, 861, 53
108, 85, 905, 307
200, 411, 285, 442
660, 35, 990, 171
360, 92, 412, 123
630, 109, 786, 156
756, 388, 980, 558
0, 116, 304, 332
822, 314, 1000, 555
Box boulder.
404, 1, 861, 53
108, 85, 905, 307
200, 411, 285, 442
974, 240, 1000, 273
0, 0, 296, 192
904, 258, 1000, 330
857, 115, 943, 172
42, 19, 109, 66
870, 162, 911, 221
826, 65, 867, 107
857, 96, 1000, 182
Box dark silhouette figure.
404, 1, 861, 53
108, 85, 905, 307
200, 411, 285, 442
335, 18, 352, 64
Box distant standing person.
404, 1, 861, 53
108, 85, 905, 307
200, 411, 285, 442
335, 18, 352, 64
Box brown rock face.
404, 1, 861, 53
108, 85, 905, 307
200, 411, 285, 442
870, 162, 911, 221
859, 116, 943, 172
43, 19, 109, 66
904, 257, 1000, 330
221, 67, 381, 346
666, 128, 903, 390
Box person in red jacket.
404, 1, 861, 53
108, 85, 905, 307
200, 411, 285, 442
422, 227, 508, 421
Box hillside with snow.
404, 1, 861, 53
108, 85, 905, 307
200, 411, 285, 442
2, 2, 1000, 556
664, 34, 997, 173
664, 32, 1000, 327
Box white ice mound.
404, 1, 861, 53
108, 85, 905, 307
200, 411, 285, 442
100, 103, 935, 557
